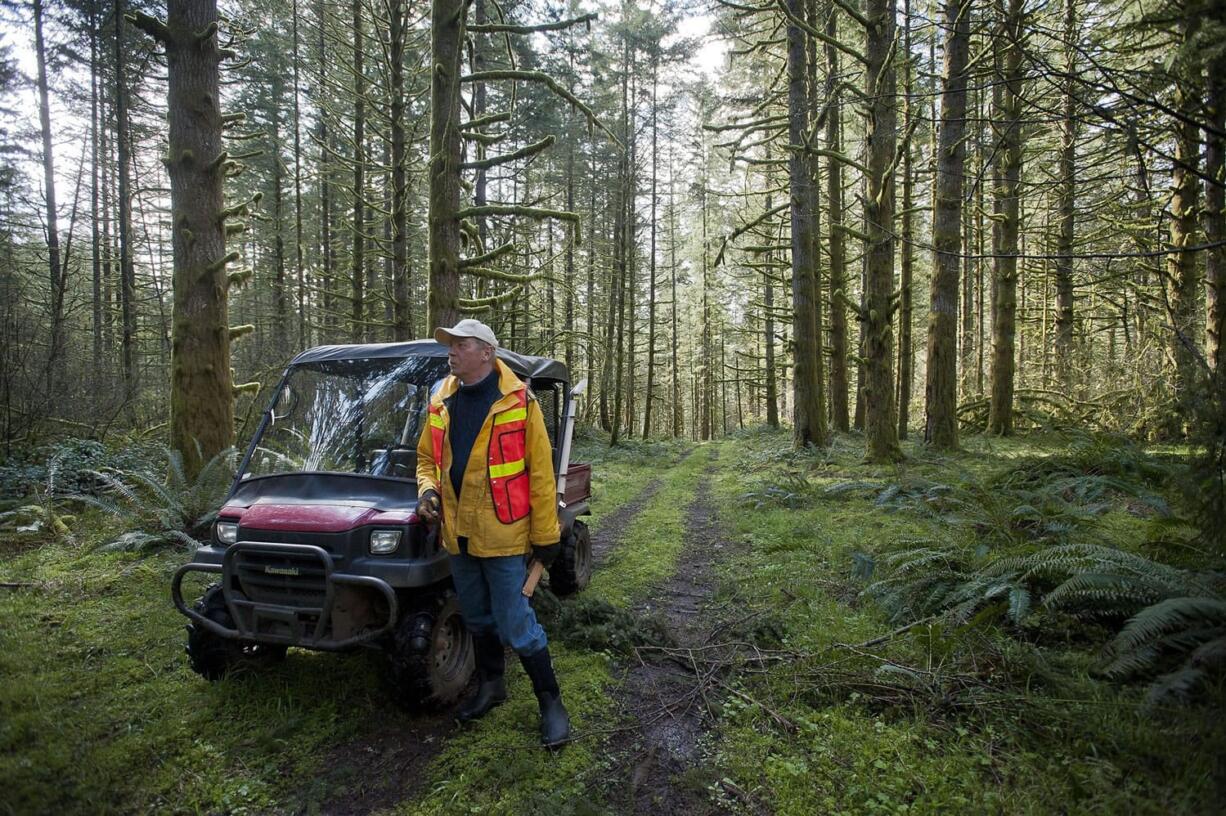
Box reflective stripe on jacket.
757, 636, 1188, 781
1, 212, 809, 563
415, 359, 560, 557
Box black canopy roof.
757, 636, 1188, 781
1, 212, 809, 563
287, 340, 569, 382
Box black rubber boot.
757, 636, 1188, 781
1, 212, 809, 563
456, 631, 507, 723
519, 647, 571, 748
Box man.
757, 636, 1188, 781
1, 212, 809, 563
414, 318, 570, 748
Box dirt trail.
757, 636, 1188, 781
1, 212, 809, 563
607, 454, 736, 815
309, 450, 693, 815
312, 709, 454, 815
590, 447, 693, 566
591, 477, 665, 566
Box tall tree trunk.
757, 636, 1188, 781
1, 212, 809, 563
115, 0, 137, 395
611, 195, 628, 443
564, 66, 576, 373
764, 152, 779, 429
427, 0, 464, 329
897, 0, 915, 439
611, 30, 632, 445
271, 77, 288, 357
924, 0, 970, 449
600, 198, 616, 432
961, 69, 978, 398
786, 0, 825, 448
825, 9, 849, 432
471, 0, 489, 298
988, 0, 1024, 436
1161, 16, 1203, 431
292, 0, 306, 349
136, 0, 234, 478
701, 183, 713, 440
350, 0, 365, 341
669, 153, 682, 436
34, 0, 65, 381
1053, 0, 1077, 387
1206, 68, 1225, 373
101, 89, 114, 358
1166, 102, 1201, 415
643, 57, 659, 439
316, 0, 334, 339
90, 3, 103, 374
864, 0, 902, 461
805, 0, 828, 444
389, 0, 411, 340
625, 51, 638, 437
587, 146, 598, 421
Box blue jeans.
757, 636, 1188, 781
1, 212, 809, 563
449, 547, 547, 656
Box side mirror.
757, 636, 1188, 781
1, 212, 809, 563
570, 378, 588, 397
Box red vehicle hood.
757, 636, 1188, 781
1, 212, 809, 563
233, 503, 387, 533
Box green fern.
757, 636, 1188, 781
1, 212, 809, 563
1102, 597, 1226, 676
65, 445, 236, 552
1095, 596, 1226, 707
860, 536, 1218, 636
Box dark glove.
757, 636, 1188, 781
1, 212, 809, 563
532, 541, 561, 569
417, 489, 441, 523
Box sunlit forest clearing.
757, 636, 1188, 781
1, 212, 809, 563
1, 0, 1224, 812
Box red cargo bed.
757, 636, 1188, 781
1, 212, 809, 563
563, 463, 591, 504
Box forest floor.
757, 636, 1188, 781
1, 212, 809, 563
1, 427, 1223, 815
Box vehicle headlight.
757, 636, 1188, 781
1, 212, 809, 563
215, 521, 239, 545
370, 529, 402, 555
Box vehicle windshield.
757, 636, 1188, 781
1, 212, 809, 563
243, 356, 452, 481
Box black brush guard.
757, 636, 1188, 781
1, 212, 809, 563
172, 542, 399, 651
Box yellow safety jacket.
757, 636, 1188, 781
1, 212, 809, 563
415, 359, 560, 557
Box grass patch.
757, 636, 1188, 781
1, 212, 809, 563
0, 537, 397, 815
585, 443, 711, 608
400, 649, 617, 816
695, 428, 1224, 815
2, 428, 1219, 814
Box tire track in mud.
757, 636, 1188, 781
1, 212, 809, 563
315, 711, 454, 815
606, 449, 738, 815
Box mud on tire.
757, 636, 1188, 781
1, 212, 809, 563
185, 584, 287, 681
387, 593, 474, 708
549, 519, 592, 596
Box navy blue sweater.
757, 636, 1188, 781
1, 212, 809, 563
445, 369, 502, 498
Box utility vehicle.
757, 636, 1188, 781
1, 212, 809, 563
171, 341, 593, 705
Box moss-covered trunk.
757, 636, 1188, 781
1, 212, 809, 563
427, 0, 464, 330
389, 0, 411, 341
1207, 69, 1225, 374
988, 0, 1023, 437
786, 0, 825, 449
350, 0, 366, 342
1164, 15, 1202, 426
864, 0, 902, 462
1053, 0, 1077, 388
924, 0, 970, 450
825, 9, 850, 433
162, 0, 232, 478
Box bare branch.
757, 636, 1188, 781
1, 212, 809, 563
469, 12, 597, 34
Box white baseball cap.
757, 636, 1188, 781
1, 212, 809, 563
434, 318, 499, 348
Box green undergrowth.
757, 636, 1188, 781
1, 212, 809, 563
572, 433, 694, 537
3, 428, 1220, 814
698, 428, 1223, 814
0, 432, 700, 816
0, 530, 399, 815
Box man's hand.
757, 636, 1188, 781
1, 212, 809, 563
417, 489, 441, 523
532, 541, 561, 569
